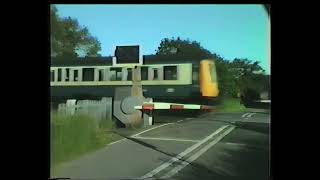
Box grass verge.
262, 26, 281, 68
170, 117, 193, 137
50, 112, 122, 174
215, 97, 246, 112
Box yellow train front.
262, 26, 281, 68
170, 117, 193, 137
50, 54, 220, 106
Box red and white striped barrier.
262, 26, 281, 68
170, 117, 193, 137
135, 102, 215, 111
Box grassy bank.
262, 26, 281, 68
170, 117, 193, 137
215, 97, 246, 112
50, 112, 121, 172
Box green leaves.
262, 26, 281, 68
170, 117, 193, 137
155, 37, 268, 97
50, 5, 101, 58
156, 37, 212, 58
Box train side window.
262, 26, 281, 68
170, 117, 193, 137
127, 68, 132, 81
192, 71, 199, 82
164, 66, 177, 80
109, 71, 116, 81
153, 69, 158, 80
98, 69, 104, 81
51, 70, 54, 82
74, 70, 78, 81
192, 65, 199, 84
110, 67, 122, 81
83, 68, 95, 81
141, 67, 148, 80
116, 72, 122, 80
65, 69, 70, 81
57, 69, 62, 81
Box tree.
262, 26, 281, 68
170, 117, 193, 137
156, 37, 237, 96
155, 37, 212, 58
155, 37, 268, 98
229, 58, 267, 96
50, 5, 101, 58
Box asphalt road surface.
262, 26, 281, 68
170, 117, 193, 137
52, 111, 270, 180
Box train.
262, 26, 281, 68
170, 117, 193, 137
50, 49, 220, 106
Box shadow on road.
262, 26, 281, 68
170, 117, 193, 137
170, 142, 270, 180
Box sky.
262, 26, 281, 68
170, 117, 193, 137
55, 4, 270, 74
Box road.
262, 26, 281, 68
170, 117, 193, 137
52, 111, 270, 180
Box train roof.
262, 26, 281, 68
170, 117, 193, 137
51, 56, 113, 67
51, 54, 212, 67
142, 54, 211, 65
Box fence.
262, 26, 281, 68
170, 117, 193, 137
57, 97, 113, 124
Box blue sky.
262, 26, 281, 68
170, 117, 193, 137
55, 4, 270, 74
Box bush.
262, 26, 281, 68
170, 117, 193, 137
216, 98, 246, 112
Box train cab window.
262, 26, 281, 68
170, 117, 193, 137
51, 71, 54, 82
164, 66, 177, 80
57, 69, 62, 81
83, 68, 95, 81
210, 64, 217, 82
74, 70, 78, 81
141, 67, 148, 80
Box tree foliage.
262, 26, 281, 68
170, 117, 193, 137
156, 37, 212, 58
155, 37, 268, 97
50, 5, 101, 58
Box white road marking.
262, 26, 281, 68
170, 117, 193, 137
177, 117, 194, 123
161, 126, 236, 179
248, 113, 256, 117
108, 139, 125, 146
139, 125, 231, 179
242, 113, 250, 117
133, 136, 200, 143
131, 123, 173, 137
106, 123, 174, 147
225, 142, 246, 146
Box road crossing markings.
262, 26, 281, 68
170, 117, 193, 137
139, 125, 231, 179
242, 112, 256, 118
106, 123, 174, 147
161, 125, 236, 179
242, 113, 250, 117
